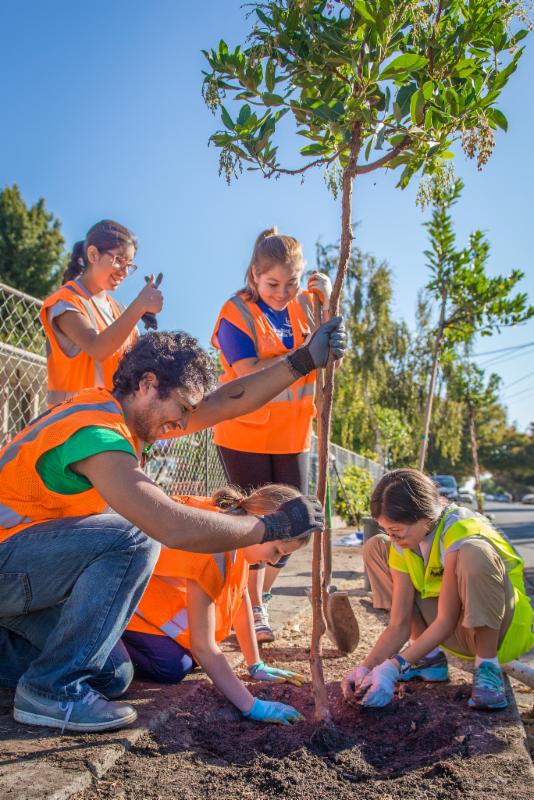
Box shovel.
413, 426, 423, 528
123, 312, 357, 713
310, 294, 360, 654
141, 272, 163, 330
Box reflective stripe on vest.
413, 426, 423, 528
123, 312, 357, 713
228, 295, 259, 349
0, 501, 30, 529
136, 606, 190, 640
228, 292, 315, 351
47, 389, 77, 407
0, 401, 120, 472
212, 552, 227, 583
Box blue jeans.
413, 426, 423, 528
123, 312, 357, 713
122, 630, 194, 684
0, 514, 160, 701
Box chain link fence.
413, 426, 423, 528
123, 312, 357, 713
0, 280, 384, 493
0, 282, 47, 448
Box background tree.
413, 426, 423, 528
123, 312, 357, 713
0, 184, 66, 298
203, 0, 528, 720
417, 176, 533, 469
446, 356, 501, 512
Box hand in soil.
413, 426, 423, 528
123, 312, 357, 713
341, 664, 370, 701
242, 697, 305, 725
358, 660, 399, 707
248, 660, 307, 687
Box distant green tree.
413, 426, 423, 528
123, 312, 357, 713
418, 177, 534, 469
0, 184, 66, 298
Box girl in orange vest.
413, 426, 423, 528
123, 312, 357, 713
40, 219, 163, 406
123, 484, 309, 725
211, 228, 331, 644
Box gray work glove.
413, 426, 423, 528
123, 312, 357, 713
261, 495, 324, 542
287, 316, 346, 376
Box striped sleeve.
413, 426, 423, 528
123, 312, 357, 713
388, 542, 409, 573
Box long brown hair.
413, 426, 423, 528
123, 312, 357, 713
62, 219, 137, 284
370, 469, 443, 525
213, 483, 311, 546
241, 227, 304, 302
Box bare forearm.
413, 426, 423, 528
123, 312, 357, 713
233, 595, 261, 667
78, 454, 267, 552
190, 644, 253, 712
86, 300, 144, 361
401, 618, 456, 664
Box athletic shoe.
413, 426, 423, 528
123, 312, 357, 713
398, 650, 449, 682
262, 591, 273, 606
253, 605, 275, 643
468, 661, 508, 710
14, 684, 138, 733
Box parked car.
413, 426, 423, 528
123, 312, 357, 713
432, 475, 459, 502
458, 489, 475, 506
521, 493, 534, 505
494, 492, 512, 503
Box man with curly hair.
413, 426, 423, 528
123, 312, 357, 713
0, 321, 345, 734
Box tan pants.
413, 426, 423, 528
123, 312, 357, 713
363, 534, 515, 657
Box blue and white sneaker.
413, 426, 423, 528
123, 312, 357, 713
253, 605, 274, 643
398, 651, 449, 682
468, 661, 508, 710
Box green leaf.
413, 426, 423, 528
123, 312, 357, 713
487, 108, 508, 132
262, 92, 284, 106
393, 101, 402, 123
379, 54, 428, 80
353, 1, 375, 23
265, 60, 276, 93
424, 108, 433, 130
453, 58, 477, 78
256, 9, 273, 27
422, 81, 433, 101
220, 106, 234, 130
410, 89, 425, 125
395, 83, 417, 117
300, 143, 331, 156
237, 105, 252, 126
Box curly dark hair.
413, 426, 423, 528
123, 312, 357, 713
112, 331, 216, 399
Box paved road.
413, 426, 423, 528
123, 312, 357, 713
482, 500, 534, 569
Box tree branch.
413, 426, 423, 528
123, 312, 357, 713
355, 135, 412, 174
264, 149, 343, 178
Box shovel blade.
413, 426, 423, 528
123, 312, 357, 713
325, 591, 360, 654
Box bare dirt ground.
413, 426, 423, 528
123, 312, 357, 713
74, 595, 534, 800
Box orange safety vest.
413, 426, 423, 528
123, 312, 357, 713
211, 290, 316, 454
127, 495, 249, 649
40, 280, 138, 406
0, 387, 138, 544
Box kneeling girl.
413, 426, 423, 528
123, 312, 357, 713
123, 484, 309, 725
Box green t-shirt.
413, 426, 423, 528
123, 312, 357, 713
36, 426, 136, 495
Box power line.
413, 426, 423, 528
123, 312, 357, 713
478, 345, 534, 369
472, 340, 534, 358
503, 369, 534, 391
504, 383, 534, 402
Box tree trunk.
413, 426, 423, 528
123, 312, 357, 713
310, 123, 361, 721
418, 301, 446, 470
468, 400, 484, 515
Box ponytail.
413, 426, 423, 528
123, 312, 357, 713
62, 241, 86, 284
212, 482, 301, 515
242, 227, 304, 301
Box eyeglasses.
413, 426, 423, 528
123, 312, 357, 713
103, 251, 137, 275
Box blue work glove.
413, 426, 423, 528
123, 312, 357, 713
242, 697, 304, 725
358, 660, 399, 708
287, 316, 347, 375
248, 660, 307, 687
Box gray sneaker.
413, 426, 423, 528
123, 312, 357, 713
468, 661, 508, 711
14, 684, 138, 733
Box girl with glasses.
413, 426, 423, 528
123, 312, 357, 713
40, 219, 163, 406
211, 227, 331, 644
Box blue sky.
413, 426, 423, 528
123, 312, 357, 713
1, 1, 533, 430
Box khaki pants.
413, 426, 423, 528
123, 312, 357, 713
363, 534, 515, 657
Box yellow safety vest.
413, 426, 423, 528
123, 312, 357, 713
388, 505, 534, 663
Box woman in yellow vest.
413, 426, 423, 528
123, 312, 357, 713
123, 485, 309, 725
342, 469, 534, 711
211, 227, 331, 643
40, 219, 163, 406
